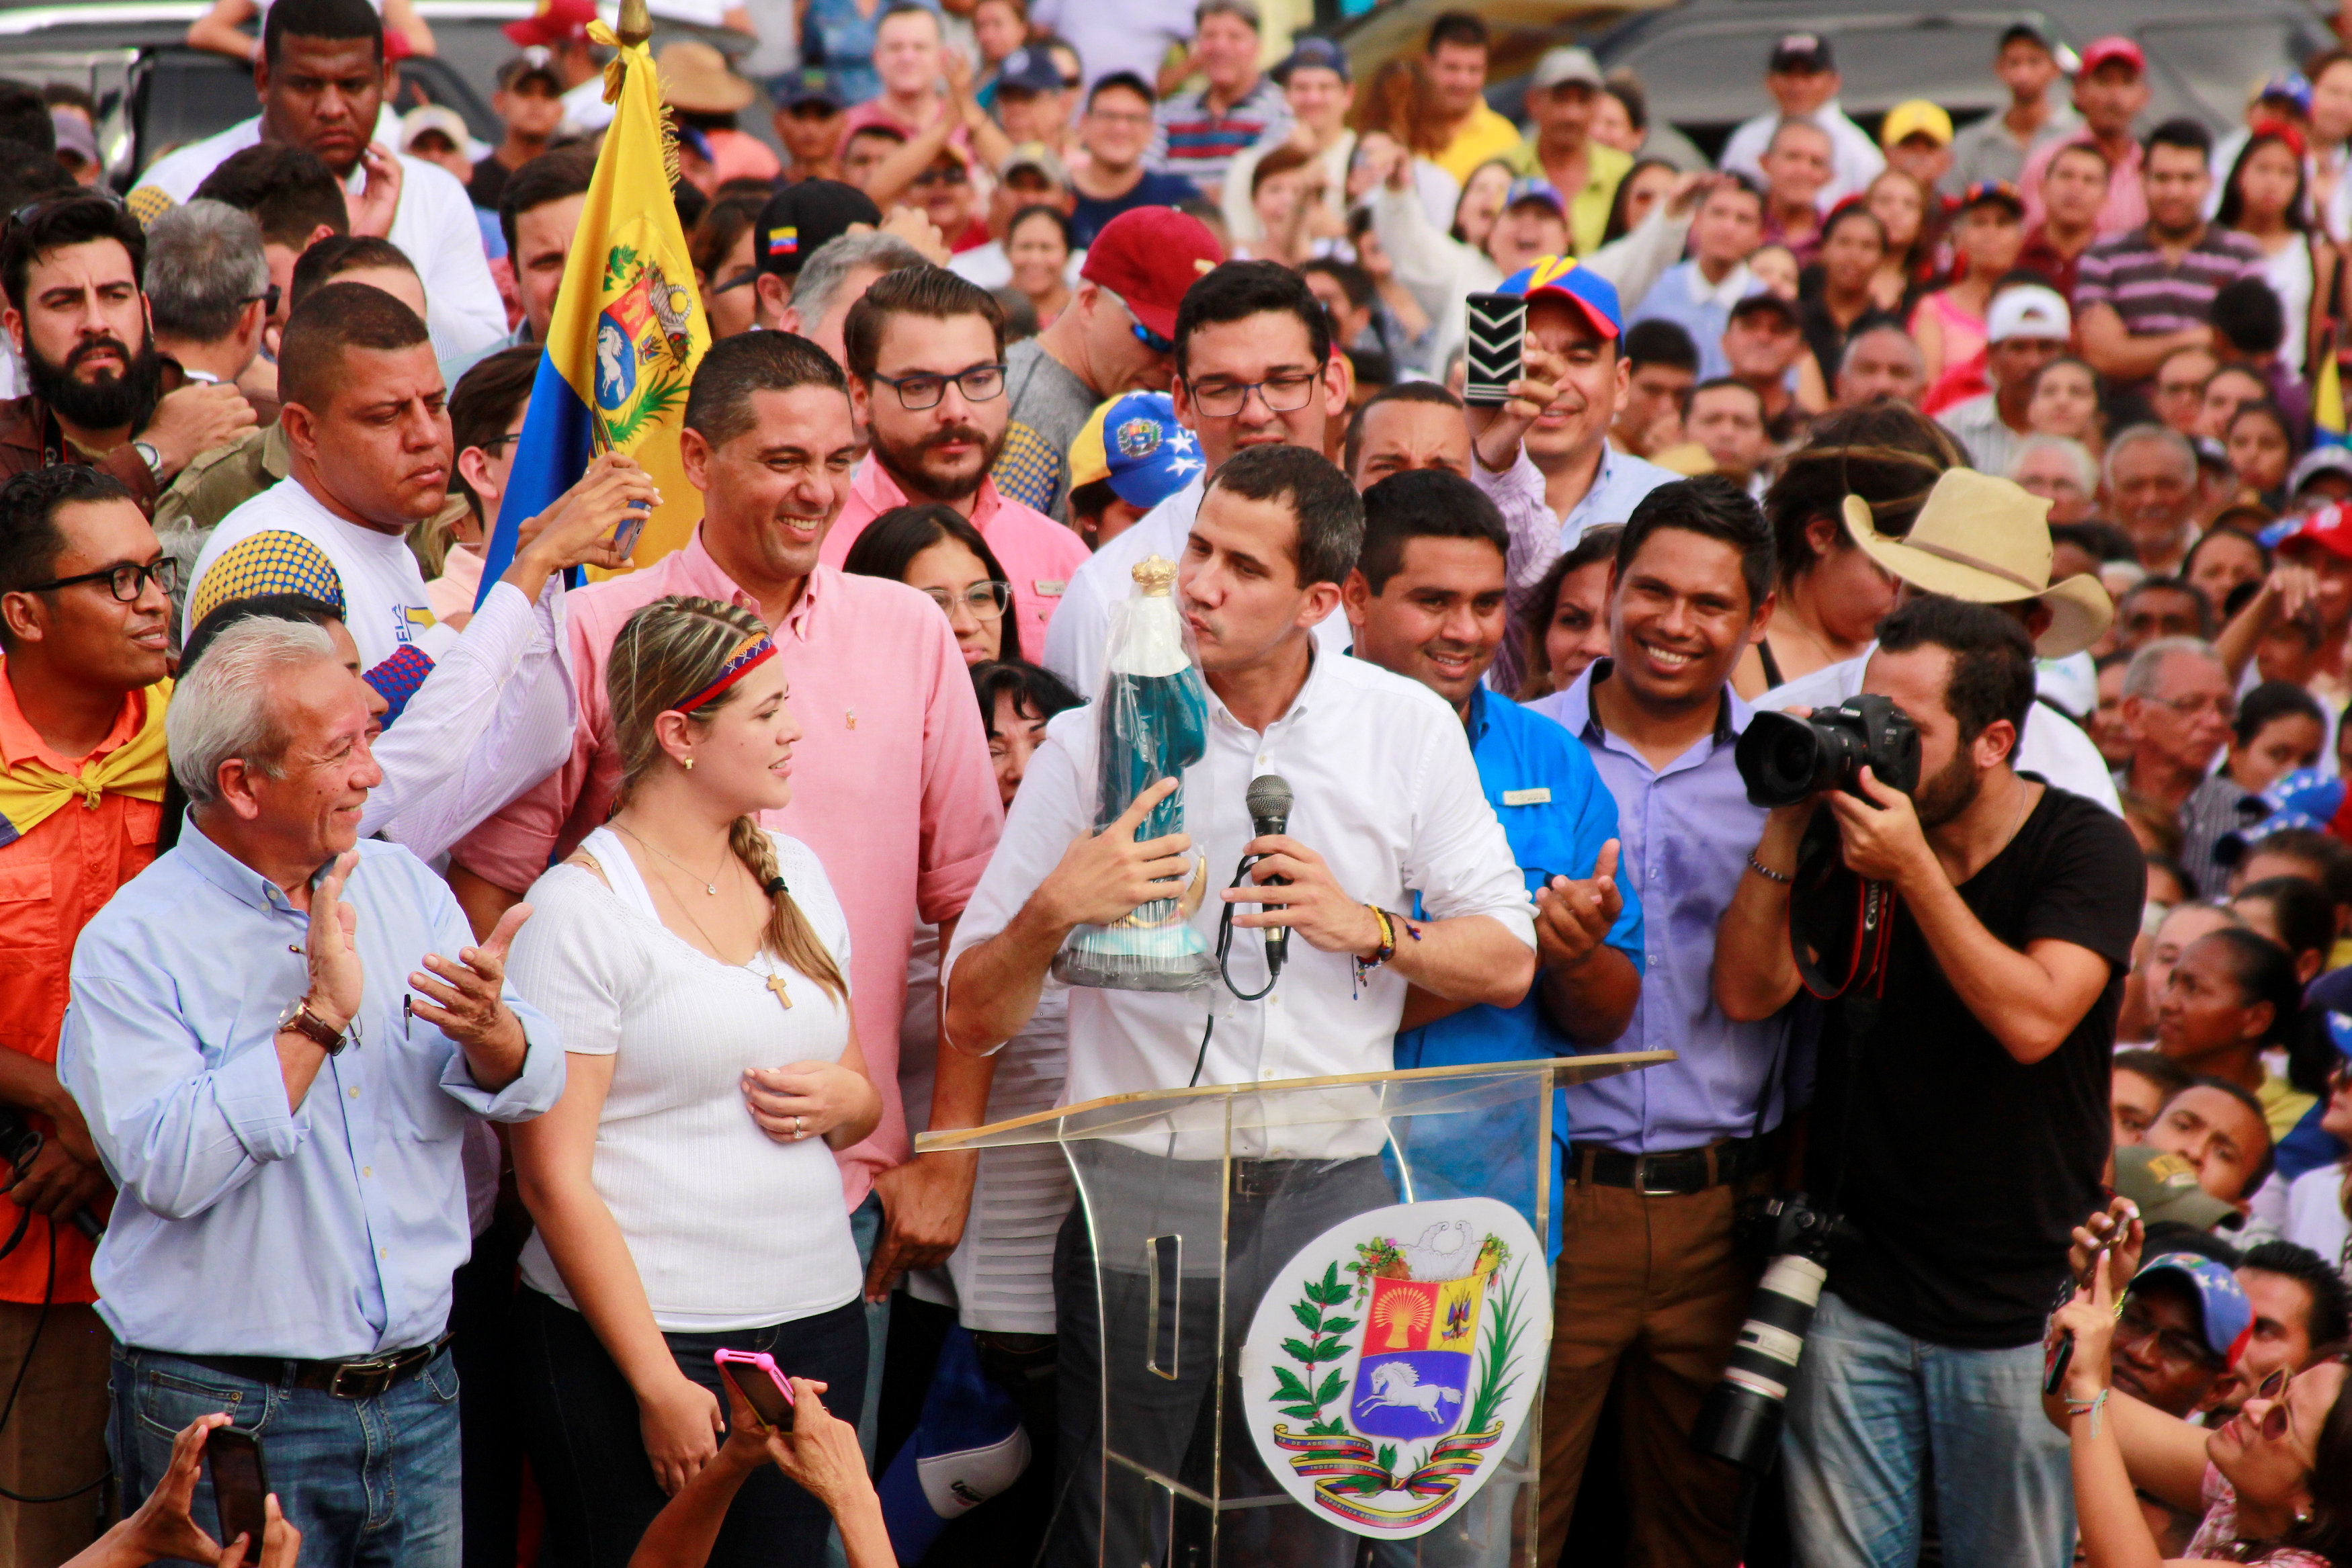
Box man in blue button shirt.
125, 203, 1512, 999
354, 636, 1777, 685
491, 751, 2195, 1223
1523, 474, 1794, 1567
60, 616, 563, 1568
1340, 468, 1643, 1246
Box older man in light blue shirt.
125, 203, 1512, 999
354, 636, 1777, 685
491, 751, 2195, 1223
61, 616, 560, 1568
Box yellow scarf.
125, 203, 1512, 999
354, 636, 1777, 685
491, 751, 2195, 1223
0, 674, 171, 847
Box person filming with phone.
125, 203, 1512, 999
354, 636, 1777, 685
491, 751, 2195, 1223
1714, 587, 2143, 1568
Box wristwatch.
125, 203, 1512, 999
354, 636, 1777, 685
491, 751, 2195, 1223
278, 996, 353, 1055
132, 441, 162, 482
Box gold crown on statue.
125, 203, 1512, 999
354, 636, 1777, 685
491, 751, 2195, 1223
1133, 555, 1175, 596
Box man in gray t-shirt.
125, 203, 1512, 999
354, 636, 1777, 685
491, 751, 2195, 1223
987, 206, 1220, 519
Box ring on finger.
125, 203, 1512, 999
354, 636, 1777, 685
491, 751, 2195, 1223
792, 1114, 805, 1140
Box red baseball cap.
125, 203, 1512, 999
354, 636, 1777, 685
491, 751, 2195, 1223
2277, 502, 2352, 563
1079, 207, 1225, 344
2078, 36, 2145, 77
504, 0, 595, 49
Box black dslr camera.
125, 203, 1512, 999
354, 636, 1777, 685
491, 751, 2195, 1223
1734, 694, 1921, 809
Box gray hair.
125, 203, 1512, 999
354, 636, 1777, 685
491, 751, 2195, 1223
144, 199, 269, 342
2122, 634, 2224, 701
789, 231, 927, 328
2105, 423, 2197, 490
166, 618, 337, 807
1839, 322, 1921, 378
2007, 434, 2099, 496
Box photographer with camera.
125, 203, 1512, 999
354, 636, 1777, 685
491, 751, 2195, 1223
1716, 595, 2144, 1568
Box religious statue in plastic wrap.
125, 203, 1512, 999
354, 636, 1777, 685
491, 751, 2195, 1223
1053, 555, 1215, 990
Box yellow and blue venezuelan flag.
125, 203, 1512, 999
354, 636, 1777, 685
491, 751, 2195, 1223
476, 14, 710, 606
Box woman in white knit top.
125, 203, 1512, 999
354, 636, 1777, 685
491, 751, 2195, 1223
507, 597, 882, 1568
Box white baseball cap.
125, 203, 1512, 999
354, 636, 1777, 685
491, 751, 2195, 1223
1987, 284, 2071, 344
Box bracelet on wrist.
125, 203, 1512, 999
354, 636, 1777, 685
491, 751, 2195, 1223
1746, 851, 1794, 885
2064, 1387, 2111, 1437
1351, 906, 1419, 996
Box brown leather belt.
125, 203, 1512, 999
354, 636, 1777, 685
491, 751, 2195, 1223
165, 1332, 454, 1400
1570, 1136, 1768, 1194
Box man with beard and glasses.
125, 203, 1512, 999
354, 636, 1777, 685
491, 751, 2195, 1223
1717, 593, 2144, 1568
128, 0, 505, 361
0, 193, 257, 512
822, 265, 1091, 651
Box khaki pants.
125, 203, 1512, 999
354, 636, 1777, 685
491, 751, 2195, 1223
0, 1302, 112, 1568
1537, 1176, 1757, 1568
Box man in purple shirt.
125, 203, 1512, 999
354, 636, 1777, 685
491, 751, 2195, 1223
1524, 474, 1793, 1567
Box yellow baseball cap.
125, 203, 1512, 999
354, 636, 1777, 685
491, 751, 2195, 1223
1880, 99, 1953, 149
1069, 402, 1113, 490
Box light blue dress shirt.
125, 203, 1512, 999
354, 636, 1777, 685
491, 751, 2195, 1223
59, 824, 564, 1358
1529, 662, 1798, 1154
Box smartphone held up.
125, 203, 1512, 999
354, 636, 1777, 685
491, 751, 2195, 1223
715, 1348, 796, 1430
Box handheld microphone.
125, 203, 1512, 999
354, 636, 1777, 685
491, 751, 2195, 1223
1246, 774, 1294, 980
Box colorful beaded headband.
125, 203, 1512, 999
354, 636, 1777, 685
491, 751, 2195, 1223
676, 634, 776, 713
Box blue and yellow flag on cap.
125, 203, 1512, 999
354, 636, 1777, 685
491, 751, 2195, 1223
477, 1, 709, 607
1497, 253, 1622, 338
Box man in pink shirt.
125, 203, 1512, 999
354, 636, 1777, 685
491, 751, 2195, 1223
2018, 36, 2150, 240
822, 264, 1091, 650
448, 332, 1004, 1326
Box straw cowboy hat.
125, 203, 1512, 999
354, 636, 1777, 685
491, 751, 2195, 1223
657, 40, 756, 114
1840, 468, 2113, 658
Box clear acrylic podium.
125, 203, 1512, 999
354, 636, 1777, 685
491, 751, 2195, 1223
917, 1051, 1669, 1567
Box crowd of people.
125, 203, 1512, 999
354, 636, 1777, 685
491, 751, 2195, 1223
24, 0, 2352, 1566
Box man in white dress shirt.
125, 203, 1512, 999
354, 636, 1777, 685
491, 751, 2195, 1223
129, 0, 506, 363
1718, 34, 1885, 214
183, 283, 656, 859
945, 441, 1535, 1567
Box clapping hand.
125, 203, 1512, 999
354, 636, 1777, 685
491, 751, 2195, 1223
1534, 840, 1623, 973
408, 904, 532, 1065
304, 851, 364, 1035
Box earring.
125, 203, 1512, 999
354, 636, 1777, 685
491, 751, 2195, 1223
683, 757, 695, 771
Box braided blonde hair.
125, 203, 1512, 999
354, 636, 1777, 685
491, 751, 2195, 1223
607, 595, 849, 1006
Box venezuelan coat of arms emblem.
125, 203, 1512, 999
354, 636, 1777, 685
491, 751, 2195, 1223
1241, 1197, 1547, 1538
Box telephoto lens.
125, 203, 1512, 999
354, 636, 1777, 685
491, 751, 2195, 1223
1734, 710, 1841, 807
1690, 1248, 1829, 1471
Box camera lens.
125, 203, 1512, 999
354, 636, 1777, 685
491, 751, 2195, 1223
1734, 711, 1837, 808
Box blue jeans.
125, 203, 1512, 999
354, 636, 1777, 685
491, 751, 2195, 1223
108, 1342, 462, 1568
1782, 1291, 2074, 1568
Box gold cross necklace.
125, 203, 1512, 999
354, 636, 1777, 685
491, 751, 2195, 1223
615, 824, 792, 1008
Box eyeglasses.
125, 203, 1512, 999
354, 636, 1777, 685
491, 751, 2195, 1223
923, 580, 1011, 620
2156, 693, 2237, 721
871, 362, 1006, 410
1097, 286, 1174, 355
20, 557, 179, 602
244, 284, 282, 317
1183, 370, 1321, 419
912, 164, 970, 187
2117, 1297, 2224, 1371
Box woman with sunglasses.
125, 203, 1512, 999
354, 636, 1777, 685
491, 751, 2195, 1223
839, 503, 1020, 667
2048, 1230, 2352, 1567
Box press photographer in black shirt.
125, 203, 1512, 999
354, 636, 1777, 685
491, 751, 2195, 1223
1714, 594, 2144, 1568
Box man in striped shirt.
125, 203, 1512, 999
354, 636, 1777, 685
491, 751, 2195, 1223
2076, 118, 2265, 399
1147, 0, 1288, 204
